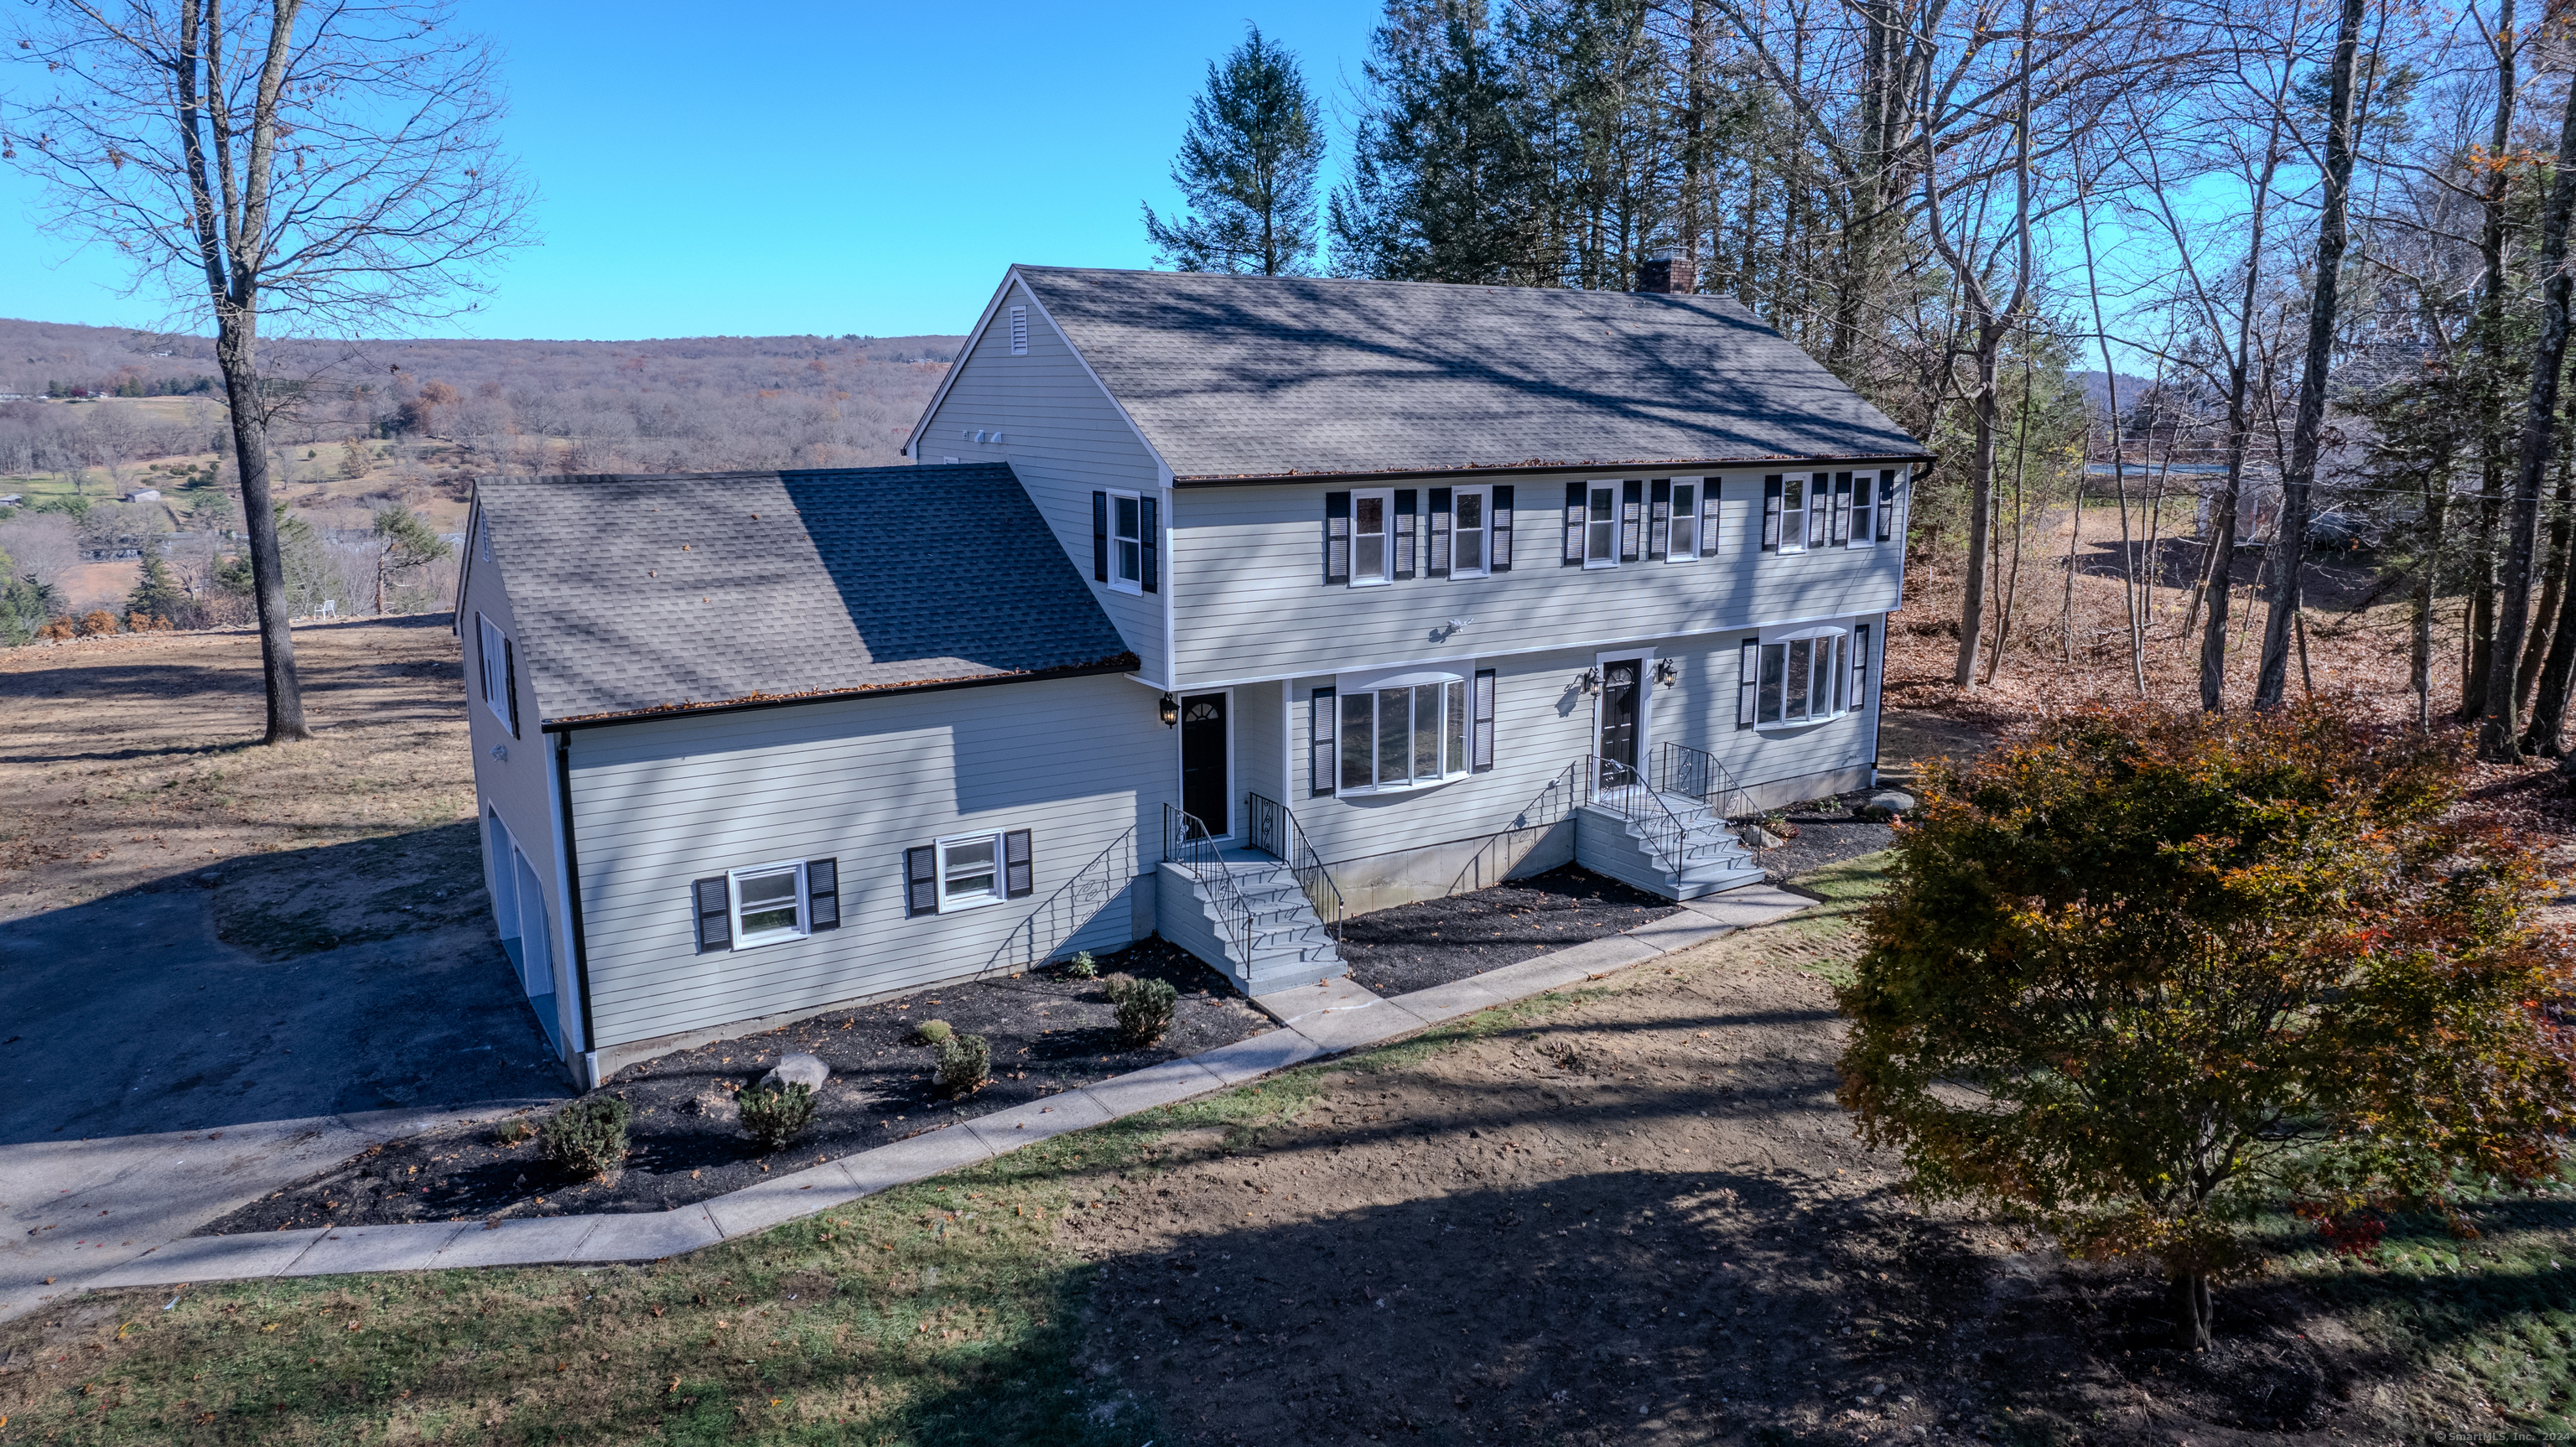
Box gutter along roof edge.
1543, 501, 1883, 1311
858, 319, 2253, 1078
1170, 452, 1939, 485
540, 655, 1141, 732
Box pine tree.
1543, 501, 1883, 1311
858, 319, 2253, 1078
371, 503, 453, 615
125, 552, 190, 627
1329, 6, 1544, 283
1141, 26, 1325, 276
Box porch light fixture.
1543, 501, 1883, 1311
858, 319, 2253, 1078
1158, 693, 1179, 728
1577, 666, 1602, 695
1654, 658, 1680, 687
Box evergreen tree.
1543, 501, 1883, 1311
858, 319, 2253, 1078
370, 503, 453, 615
126, 552, 190, 626
1328, 4, 1545, 283
1141, 26, 1326, 276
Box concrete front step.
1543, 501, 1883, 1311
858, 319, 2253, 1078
1573, 801, 1768, 902
1155, 858, 1347, 994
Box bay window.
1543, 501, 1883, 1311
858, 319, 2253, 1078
1741, 622, 1862, 729
1315, 669, 1474, 793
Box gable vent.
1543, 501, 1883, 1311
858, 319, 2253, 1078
1009, 306, 1028, 355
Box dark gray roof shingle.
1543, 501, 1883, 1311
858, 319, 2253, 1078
1010, 266, 1925, 482
475, 465, 1136, 725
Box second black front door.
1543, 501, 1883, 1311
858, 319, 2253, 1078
1599, 659, 1641, 786
1180, 692, 1229, 838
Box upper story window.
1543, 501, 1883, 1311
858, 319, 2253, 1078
1586, 483, 1618, 566
1090, 490, 1158, 595
1352, 489, 1391, 585
1324, 487, 1514, 584
476, 613, 518, 738
1766, 469, 1901, 556
1451, 486, 1489, 577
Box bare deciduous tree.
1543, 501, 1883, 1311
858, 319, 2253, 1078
3, 0, 530, 740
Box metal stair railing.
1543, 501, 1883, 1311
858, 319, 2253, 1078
1651, 739, 1750, 822
1163, 802, 1253, 963
976, 827, 1134, 978
1582, 754, 1709, 878
1242, 791, 1345, 945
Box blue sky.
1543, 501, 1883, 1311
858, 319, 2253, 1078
0, 0, 1385, 340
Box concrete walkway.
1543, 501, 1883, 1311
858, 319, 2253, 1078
23, 883, 1817, 1306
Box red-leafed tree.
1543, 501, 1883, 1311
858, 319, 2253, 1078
1838, 699, 2576, 1350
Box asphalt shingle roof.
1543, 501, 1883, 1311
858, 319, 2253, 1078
1009, 266, 1926, 482
473, 465, 1136, 725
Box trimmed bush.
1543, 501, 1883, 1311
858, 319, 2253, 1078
1106, 974, 1178, 1048
542, 1095, 631, 1179
738, 1081, 817, 1150
935, 1032, 991, 1096
914, 1019, 953, 1046
491, 1118, 534, 1146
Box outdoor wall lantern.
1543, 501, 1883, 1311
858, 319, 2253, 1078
1158, 694, 1180, 728
1654, 658, 1680, 688
1576, 666, 1602, 695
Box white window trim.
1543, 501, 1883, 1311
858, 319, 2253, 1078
1751, 620, 1855, 730
478, 614, 510, 727
728, 859, 809, 948
1584, 481, 1620, 568
1450, 485, 1492, 578
934, 832, 1007, 913
1779, 475, 1809, 555
1330, 666, 1472, 794
1348, 487, 1394, 587
1668, 478, 1701, 562
1108, 488, 1144, 595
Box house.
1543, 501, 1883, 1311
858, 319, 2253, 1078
457, 264, 1927, 1086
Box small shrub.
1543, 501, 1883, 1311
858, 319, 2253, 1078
541, 1095, 631, 1178
78, 609, 117, 636
1106, 974, 1178, 1048
914, 1018, 953, 1046
737, 1081, 817, 1150
935, 1033, 990, 1096
491, 1118, 534, 1146
1064, 950, 1098, 980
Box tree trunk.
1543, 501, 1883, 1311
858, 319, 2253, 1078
2198, 130, 2286, 711
216, 314, 310, 743
2466, 0, 2518, 721
2415, 439, 2454, 732
1955, 329, 2002, 687
2480, 60, 2576, 760
2516, 452, 2571, 714
2169, 1270, 2212, 1352
2254, 0, 2366, 710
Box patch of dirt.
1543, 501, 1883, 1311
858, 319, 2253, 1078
194, 937, 1275, 1232
1335, 864, 1681, 997
1050, 890, 2430, 1447
0, 614, 476, 921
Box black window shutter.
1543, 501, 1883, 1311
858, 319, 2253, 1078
1878, 470, 1898, 542
1649, 480, 1670, 560
693, 876, 732, 952
1427, 488, 1452, 578
1621, 480, 1643, 562
1808, 473, 1831, 549
1310, 687, 1337, 795
1562, 481, 1584, 565
1140, 495, 1159, 594
1762, 476, 1783, 551
1004, 830, 1034, 899
1324, 491, 1351, 584
1491, 485, 1514, 570
1092, 491, 1109, 582
1472, 669, 1496, 771
502, 638, 520, 738
1394, 490, 1417, 580
805, 858, 840, 930
904, 846, 938, 917
1738, 641, 1759, 729
1854, 624, 1873, 708
1699, 480, 1722, 556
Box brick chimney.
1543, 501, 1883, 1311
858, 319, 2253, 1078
1634, 246, 1696, 294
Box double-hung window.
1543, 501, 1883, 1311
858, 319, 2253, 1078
1668, 480, 1701, 560
731, 860, 808, 945
1742, 623, 1860, 728
1766, 475, 1809, 554
1317, 667, 1477, 793
1110, 491, 1144, 593
1452, 486, 1490, 577
901, 830, 1033, 916
693, 858, 839, 952
1352, 489, 1391, 585
1586, 483, 1618, 567
937, 833, 1003, 910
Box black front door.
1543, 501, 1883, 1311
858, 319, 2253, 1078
1599, 659, 1641, 787
1180, 692, 1228, 838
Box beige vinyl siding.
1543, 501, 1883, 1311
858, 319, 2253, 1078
922, 277, 1170, 681
1168, 469, 1907, 687
1281, 633, 1876, 871
564, 672, 1174, 1049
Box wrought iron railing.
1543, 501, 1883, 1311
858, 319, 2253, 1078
1582, 753, 1704, 876
1242, 791, 1345, 943
977, 826, 1134, 978
1163, 802, 1252, 962
1651, 739, 1751, 822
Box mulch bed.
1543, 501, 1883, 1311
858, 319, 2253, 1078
193, 938, 1271, 1232
1752, 792, 1899, 883
1334, 863, 1681, 998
